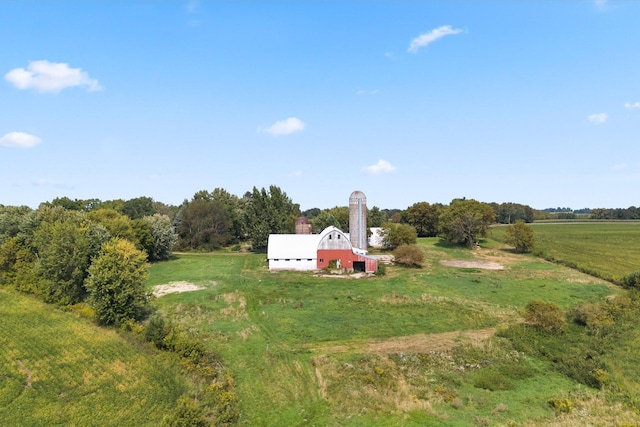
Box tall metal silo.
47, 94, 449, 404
349, 191, 367, 249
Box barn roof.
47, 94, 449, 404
267, 226, 350, 259
267, 234, 321, 259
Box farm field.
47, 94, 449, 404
491, 222, 640, 282
147, 236, 638, 426
0, 290, 188, 426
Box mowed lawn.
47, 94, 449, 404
492, 222, 640, 281
0, 289, 187, 427
148, 240, 617, 425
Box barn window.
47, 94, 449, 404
338, 235, 341, 239
285, 258, 290, 261
296, 259, 301, 261
319, 258, 324, 263
329, 235, 332, 240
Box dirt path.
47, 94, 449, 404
310, 328, 496, 355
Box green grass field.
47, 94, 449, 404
0, 289, 187, 426
4, 222, 640, 426
491, 222, 640, 281
147, 235, 633, 426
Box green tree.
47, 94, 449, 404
122, 196, 156, 220
368, 206, 387, 228
33, 211, 106, 305
439, 199, 496, 248
176, 198, 233, 250
0, 205, 33, 246
311, 210, 341, 232
380, 222, 417, 250
504, 221, 535, 253
143, 214, 178, 261
85, 238, 150, 326
404, 202, 442, 237
244, 186, 300, 250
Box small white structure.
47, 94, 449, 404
368, 227, 384, 248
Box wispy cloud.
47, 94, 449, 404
588, 113, 608, 124
624, 102, 640, 110
0, 131, 42, 148
612, 163, 628, 171
259, 117, 305, 136
363, 159, 396, 175
408, 25, 463, 53
593, 0, 612, 12
186, 0, 199, 13
356, 89, 380, 96
31, 178, 73, 189
5, 60, 102, 93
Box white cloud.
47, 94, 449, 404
186, 0, 199, 13
5, 60, 102, 93
624, 102, 640, 110
363, 159, 396, 175
612, 163, 628, 171
408, 25, 463, 53
356, 89, 380, 95
593, 0, 612, 12
32, 178, 73, 189
588, 113, 608, 124
259, 117, 305, 136
0, 131, 42, 148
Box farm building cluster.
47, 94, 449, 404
267, 191, 380, 273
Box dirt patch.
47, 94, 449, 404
311, 328, 496, 355
152, 281, 210, 297
441, 260, 504, 270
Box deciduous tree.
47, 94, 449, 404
85, 238, 150, 326
404, 202, 442, 237
439, 199, 495, 248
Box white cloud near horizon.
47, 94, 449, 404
624, 102, 640, 110
5, 60, 103, 93
0, 131, 42, 148
363, 159, 396, 175
259, 117, 305, 136
408, 25, 463, 53
588, 113, 608, 124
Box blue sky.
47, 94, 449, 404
1, 1, 639, 211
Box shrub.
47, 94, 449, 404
473, 369, 514, 391
161, 396, 207, 427
548, 396, 572, 414
504, 221, 535, 253
393, 244, 424, 268
622, 271, 640, 289
523, 300, 566, 332
145, 313, 170, 349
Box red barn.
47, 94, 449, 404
267, 226, 377, 273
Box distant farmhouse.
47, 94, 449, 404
267, 191, 378, 273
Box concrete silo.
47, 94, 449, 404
349, 191, 367, 249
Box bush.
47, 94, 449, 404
504, 221, 535, 253
622, 271, 640, 289
523, 300, 566, 332
380, 222, 417, 250
393, 244, 424, 268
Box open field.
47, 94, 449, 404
0, 290, 188, 426
148, 237, 635, 425
4, 223, 640, 426
491, 222, 640, 282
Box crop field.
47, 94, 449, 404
491, 222, 640, 282
0, 290, 187, 426
147, 237, 638, 426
